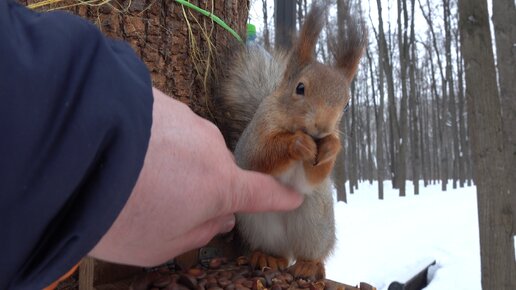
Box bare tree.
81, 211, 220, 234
262, 0, 271, 50
395, 0, 411, 196
408, 0, 420, 195
376, 0, 400, 190
455, 29, 469, 187
296, 0, 308, 30
458, 0, 516, 288
274, 0, 296, 50
492, 0, 516, 236
334, 0, 350, 202
365, 70, 374, 185
419, 0, 450, 191
443, 0, 460, 189
367, 45, 385, 199
349, 81, 358, 193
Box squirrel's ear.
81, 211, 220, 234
284, 3, 325, 78
294, 4, 325, 66
333, 0, 368, 82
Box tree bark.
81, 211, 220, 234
427, 38, 441, 183
334, 0, 351, 203
349, 81, 358, 193
408, 0, 419, 195
396, 0, 410, 196
262, 0, 271, 51
365, 68, 374, 185
376, 0, 400, 190
443, 0, 460, 190
492, 0, 516, 236
367, 47, 385, 199
24, 0, 249, 121
458, 0, 516, 288
419, 0, 449, 191
274, 0, 296, 50
455, 31, 469, 187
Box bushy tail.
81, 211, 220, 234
214, 45, 287, 150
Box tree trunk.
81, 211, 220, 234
274, 0, 296, 50
428, 43, 441, 183
396, 0, 410, 196
365, 67, 374, 185
368, 26, 385, 199
334, 0, 352, 203
455, 32, 468, 187
376, 0, 400, 189
408, 0, 419, 195
262, 0, 271, 51
349, 81, 358, 193
420, 0, 449, 191
492, 0, 516, 236
444, 0, 460, 190
419, 55, 430, 186
24, 0, 249, 121
458, 0, 516, 288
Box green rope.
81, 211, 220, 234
175, 0, 243, 43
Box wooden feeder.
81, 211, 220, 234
75, 233, 377, 290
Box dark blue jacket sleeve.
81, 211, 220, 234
0, 1, 153, 289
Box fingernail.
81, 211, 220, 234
221, 215, 236, 233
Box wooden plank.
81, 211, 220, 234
325, 279, 377, 290
78, 258, 143, 289
78, 257, 95, 290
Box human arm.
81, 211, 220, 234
0, 2, 302, 288
0, 1, 153, 288
89, 88, 303, 266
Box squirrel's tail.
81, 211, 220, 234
214, 45, 287, 150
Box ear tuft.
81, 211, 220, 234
295, 3, 326, 66
281, 3, 326, 83
333, 0, 368, 81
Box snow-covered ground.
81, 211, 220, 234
326, 181, 481, 290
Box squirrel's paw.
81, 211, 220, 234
288, 260, 326, 281
289, 131, 317, 162
314, 134, 341, 166
250, 250, 288, 271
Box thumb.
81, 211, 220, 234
231, 169, 304, 213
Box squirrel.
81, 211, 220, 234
214, 2, 367, 281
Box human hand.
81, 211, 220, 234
88, 88, 303, 266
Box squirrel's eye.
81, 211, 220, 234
296, 82, 305, 95
344, 102, 350, 112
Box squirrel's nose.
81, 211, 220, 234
310, 124, 331, 139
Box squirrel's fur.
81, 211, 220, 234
215, 2, 367, 280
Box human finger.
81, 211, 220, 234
229, 170, 304, 213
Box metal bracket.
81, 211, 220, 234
388, 260, 436, 290
198, 247, 223, 267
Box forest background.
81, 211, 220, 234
250, 1, 515, 288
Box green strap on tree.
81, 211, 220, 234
175, 0, 243, 43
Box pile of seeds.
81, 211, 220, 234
129, 257, 332, 290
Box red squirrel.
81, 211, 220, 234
216, 2, 367, 280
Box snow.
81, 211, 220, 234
325, 181, 481, 290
